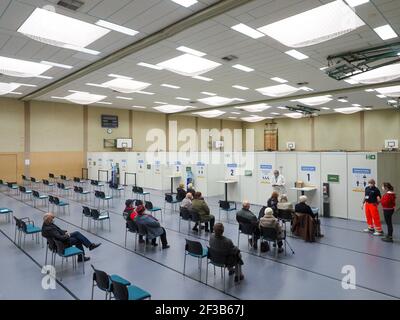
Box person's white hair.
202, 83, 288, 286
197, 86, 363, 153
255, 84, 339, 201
280, 194, 288, 202
299, 195, 308, 203
264, 207, 273, 216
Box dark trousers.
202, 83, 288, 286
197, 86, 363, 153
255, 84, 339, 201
69, 231, 92, 256
151, 227, 168, 246
194, 217, 215, 232
383, 209, 394, 237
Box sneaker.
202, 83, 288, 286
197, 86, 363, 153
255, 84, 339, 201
162, 244, 170, 249
373, 231, 384, 236
363, 228, 374, 233
381, 236, 393, 243
234, 274, 244, 282
89, 243, 101, 251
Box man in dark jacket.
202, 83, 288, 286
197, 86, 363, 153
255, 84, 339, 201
42, 212, 101, 262
236, 200, 259, 249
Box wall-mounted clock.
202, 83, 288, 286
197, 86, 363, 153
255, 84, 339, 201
107, 128, 113, 134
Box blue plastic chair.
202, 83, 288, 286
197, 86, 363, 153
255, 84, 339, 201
53, 239, 84, 281
18, 185, 32, 202
53, 196, 70, 215
0, 208, 13, 223
145, 201, 163, 221
164, 193, 179, 213
91, 264, 131, 300
13, 216, 43, 248
183, 239, 208, 281
32, 190, 48, 208
110, 279, 151, 300
218, 200, 237, 222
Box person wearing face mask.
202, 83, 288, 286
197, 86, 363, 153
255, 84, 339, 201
380, 182, 396, 242
362, 179, 383, 236
271, 170, 286, 195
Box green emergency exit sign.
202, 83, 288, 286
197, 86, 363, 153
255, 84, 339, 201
366, 154, 376, 160
327, 174, 340, 183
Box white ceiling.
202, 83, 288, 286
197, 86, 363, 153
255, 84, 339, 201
1, 0, 400, 120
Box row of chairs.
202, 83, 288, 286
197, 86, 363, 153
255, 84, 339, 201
48, 195, 70, 215
81, 206, 111, 231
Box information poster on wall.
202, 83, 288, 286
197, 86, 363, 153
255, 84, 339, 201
259, 164, 272, 184
98, 158, 103, 168
138, 159, 144, 171
196, 162, 205, 179
300, 165, 316, 185
352, 168, 372, 192
227, 163, 238, 179
175, 161, 181, 175
121, 159, 127, 171
88, 158, 92, 168
154, 160, 161, 175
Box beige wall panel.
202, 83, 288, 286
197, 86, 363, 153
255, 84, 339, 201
132, 111, 166, 151
276, 117, 312, 151
0, 98, 24, 152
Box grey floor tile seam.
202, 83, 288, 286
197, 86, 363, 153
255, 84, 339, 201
0, 191, 240, 300
3, 192, 399, 300
0, 228, 79, 300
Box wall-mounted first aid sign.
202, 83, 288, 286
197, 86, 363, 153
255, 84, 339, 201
138, 159, 144, 171
352, 168, 372, 192
260, 164, 272, 184
196, 162, 205, 178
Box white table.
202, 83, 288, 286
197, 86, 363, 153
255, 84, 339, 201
290, 186, 317, 196
168, 175, 182, 194
217, 180, 238, 202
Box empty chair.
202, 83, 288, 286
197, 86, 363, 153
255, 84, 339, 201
30, 177, 41, 190
13, 216, 43, 248
136, 187, 150, 201
19, 185, 33, 202
21, 175, 30, 186
49, 173, 58, 182
179, 207, 192, 233
32, 190, 48, 208
260, 226, 295, 257
109, 183, 124, 198
78, 186, 91, 202
0, 207, 13, 223
205, 247, 230, 292
145, 201, 163, 221
164, 193, 179, 213
48, 195, 56, 212
53, 196, 70, 215
183, 239, 208, 281
91, 264, 131, 300
110, 278, 151, 300
7, 182, 18, 195
57, 182, 72, 196
218, 200, 237, 222
81, 206, 92, 229
60, 175, 71, 185
90, 180, 104, 191
42, 179, 55, 192
98, 191, 113, 210
90, 208, 111, 232
53, 238, 84, 281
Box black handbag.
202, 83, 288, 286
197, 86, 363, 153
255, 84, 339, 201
260, 241, 270, 253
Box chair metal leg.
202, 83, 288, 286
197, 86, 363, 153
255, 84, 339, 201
183, 252, 186, 275
91, 280, 95, 300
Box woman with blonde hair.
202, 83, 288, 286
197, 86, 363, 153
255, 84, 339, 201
277, 194, 293, 211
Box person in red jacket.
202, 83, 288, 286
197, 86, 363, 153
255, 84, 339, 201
380, 182, 396, 242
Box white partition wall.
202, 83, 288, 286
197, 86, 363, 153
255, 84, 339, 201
347, 152, 378, 221
276, 152, 298, 204
321, 152, 348, 219
296, 152, 321, 209
136, 152, 146, 188
224, 152, 241, 201
255, 152, 277, 204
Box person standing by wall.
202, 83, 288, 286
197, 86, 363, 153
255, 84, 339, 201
380, 182, 396, 242
362, 179, 383, 236
271, 170, 286, 195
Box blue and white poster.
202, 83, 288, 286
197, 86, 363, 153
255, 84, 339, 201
260, 164, 272, 184
352, 168, 372, 192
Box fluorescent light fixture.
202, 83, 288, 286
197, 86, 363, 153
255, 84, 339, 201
388, 99, 397, 103
176, 97, 190, 101
154, 104, 190, 113
176, 46, 206, 57
258, 0, 365, 48
271, 112, 280, 115
364, 107, 372, 110
350, 63, 400, 84
15, 83, 37, 87
17, 8, 109, 55
97, 101, 113, 105
322, 107, 331, 110
95, 20, 138, 36
231, 23, 265, 39
102, 78, 151, 93
365, 89, 375, 92
344, 78, 359, 84
64, 91, 106, 105
201, 92, 217, 96
256, 84, 300, 97
0, 56, 52, 77
277, 106, 288, 110
8, 92, 22, 95
345, 0, 369, 7
271, 77, 288, 83
241, 116, 268, 122
374, 24, 398, 40
375, 85, 400, 97
136, 91, 155, 95
228, 117, 237, 119
235, 103, 271, 112
294, 95, 332, 106
300, 86, 314, 91
232, 85, 249, 90
198, 96, 235, 106
320, 66, 329, 71
193, 110, 225, 118
376, 94, 386, 98
35, 75, 53, 79
231, 112, 241, 115
131, 106, 146, 109
86, 83, 106, 88
116, 96, 133, 100
40, 60, 73, 69
137, 62, 163, 70
51, 96, 65, 100
334, 106, 363, 114
338, 99, 348, 103
285, 50, 309, 60
284, 113, 303, 119
171, 0, 198, 8
161, 84, 180, 89
352, 103, 361, 107
154, 101, 168, 104
192, 75, 213, 81
157, 53, 221, 77
108, 74, 132, 80
234, 98, 246, 102
232, 64, 254, 72
0, 82, 22, 95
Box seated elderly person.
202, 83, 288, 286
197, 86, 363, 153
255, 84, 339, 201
176, 183, 187, 201
209, 223, 244, 282
236, 200, 260, 249
277, 194, 294, 211
259, 207, 284, 253
134, 205, 170, 249
267, 191, 279, 217
42, 212, 101, 262
295, 195, 316, 218
191, 192, 215, 233
180, 192, 193, 210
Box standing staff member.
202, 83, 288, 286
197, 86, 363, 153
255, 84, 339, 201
362, 179, 383, 236
380, 182, 396, 243
271, 170, 286, 195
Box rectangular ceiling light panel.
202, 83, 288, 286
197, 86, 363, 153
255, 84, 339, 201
157, 54, 221, 77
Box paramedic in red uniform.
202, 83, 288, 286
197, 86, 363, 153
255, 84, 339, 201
362, 179, 383, 236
